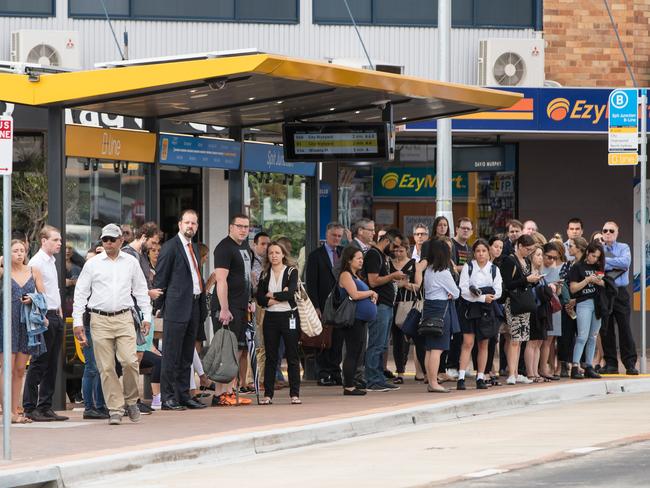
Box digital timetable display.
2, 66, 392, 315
283, 123, 392, 162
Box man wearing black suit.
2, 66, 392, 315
306, 222, 345, 385
153, 209, 206, 411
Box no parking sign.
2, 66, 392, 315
0, 115, 13, 175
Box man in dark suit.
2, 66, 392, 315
306, 222, 344, 385
153, 209, 206, 410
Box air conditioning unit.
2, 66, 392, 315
326, 58, 404, 74
478, 39, 544, 87
11, 30, 81, 69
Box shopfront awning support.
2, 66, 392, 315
228, 127, 244, 220
640, 89, 647, 374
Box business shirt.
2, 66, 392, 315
411, 246, 421, 262
178, 232, 202, 294
325, 245, 338, 267
604, 241, 631, 287
72, 251, 152, 328
29, 249, 61, 311
353, 238, 370, 252
459, 260, 503, 303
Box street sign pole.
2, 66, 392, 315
640, 89, 647, 374
0, 113, 13, 460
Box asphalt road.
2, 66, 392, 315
445, 440, 650, 488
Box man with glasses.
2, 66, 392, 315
599, 221, 638, 375
154, 209, 207, 411
564, 218, 584, 262
120, 224, 134, 246
210, 213, 255, 405
411, 223, 429, 261
351, 218, 375, 253
503, 219, 523, 257
73, 224, 152, 425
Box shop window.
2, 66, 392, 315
65, 158, 147, 256
68, 0, 128, 17
0, 0, 53, 16
245, 172, 307, 258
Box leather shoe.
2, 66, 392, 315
317, 377, 335, 386
601, 366, 619, 375
41, 408, 69, 421
626, 367, 640, 375
181, 398, 207, 409
26, 410, 54, 422
161, 400, 186, 411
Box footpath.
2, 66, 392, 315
1, 374, 650, 488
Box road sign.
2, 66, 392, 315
0, 115, 13, 175
608, 152, 639, 166
608, 89, 638, 153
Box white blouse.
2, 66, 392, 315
423, 268, 460, 301
266, 265, 292, 312
459, 260, 503, 303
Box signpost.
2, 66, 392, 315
0, 113, 13, 459
608, 89, 647, 374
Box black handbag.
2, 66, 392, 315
477, 306, 499, 338
323, 286, 356, 328
418, 302, 448, 337
509, 287, 537, 315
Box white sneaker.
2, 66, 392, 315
150, 394, 162, 410
446, 368, 459, 380
516, 374, 533, 384
506, 376, 517, 385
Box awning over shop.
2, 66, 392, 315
0, 52, 521, 127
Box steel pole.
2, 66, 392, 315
2, 174, 12, 459
640, 89, 647, 374
435, 0, 454, 232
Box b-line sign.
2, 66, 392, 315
0, 115, 13, 175
608, 89, 638, 166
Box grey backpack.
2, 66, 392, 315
202, 327, 240, 384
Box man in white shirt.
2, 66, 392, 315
73, 224, 152, 425
23, 225, 69, 422
411, 223, 429, 261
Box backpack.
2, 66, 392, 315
202, 326, 240, 384
467, 261, 497, 281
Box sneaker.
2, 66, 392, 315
516, 375, 533, 384
382, 382, 400, 390
137, 399, 153, 415
150, 394, 162, 410
126, 404, 141, 423
343, 388, 367, 396
366, 384, 389, 392
212, 393, 235, 407
506, 376, 517, 385
446, 368, 459, 380
83, 408, 109, 420
476, 379, 488, 390
570, 366, 585, 379
108, 414, 122, 425
230, 393, 252, 406
457, 379, 466, 390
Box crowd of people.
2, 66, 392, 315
0, 211, 641, 425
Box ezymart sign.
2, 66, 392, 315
0, 115, 13, 175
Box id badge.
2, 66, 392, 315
289, 316, 297, 330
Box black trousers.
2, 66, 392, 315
263, 311, 300, 398
391, 323, 409, 374
316, 327, 344, 381
354, 323, 368, 385
23, 312, 63, 412
140, 350, 162, 384
472, 336, 498, 374
558, 310, 577, 364
601, 287, 638, 369
342, 320, 368, 388
160, 299, 200, 403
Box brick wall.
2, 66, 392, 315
544, 0, 650, 87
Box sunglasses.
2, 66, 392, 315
414, 232, 428, 237
101, 236, 118, 243
544, 254, 558, 260
602, 228, 616, 233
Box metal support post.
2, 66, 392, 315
435, 0, 454, 232
228, 127, 244, 220
640, 89, 647, 374
3, 174, 12, 459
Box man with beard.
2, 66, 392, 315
363, 228, 407, 392
154, 210, 206, 410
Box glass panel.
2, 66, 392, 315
373, 0, 436, 25
245, 172, 307, 258
313, 0, 371, 24
475, 0, 534, 27
237, 0, 297, 21
473, 172, 516, 239
452, 0, 473, 26
0, 0, 52, 15
69, 0, 128, 16
131, 0, 234, 19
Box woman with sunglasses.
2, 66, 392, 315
499, 234, 540, 385
568, 242, 606, 379
539, 241, 565, 380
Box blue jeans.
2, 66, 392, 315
573, 299, 601, 365
82, 325, 106, 411
365, 304, 393, 387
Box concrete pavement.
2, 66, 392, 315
1, 376, 649, 487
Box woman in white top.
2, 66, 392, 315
255, 242, 301, 405
457, 239, 502, 390
420, 240, 460, 393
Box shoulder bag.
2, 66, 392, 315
418, 302, 448, 337
508, 256, 537, 315
400, 300, 423, 338
290, 268, 322, 338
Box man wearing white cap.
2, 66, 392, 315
73, 223, 152, 425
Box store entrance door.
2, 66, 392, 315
160, 165, 202, 240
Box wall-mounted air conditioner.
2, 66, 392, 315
478, 38, 544, 87
11, 30, 81, 69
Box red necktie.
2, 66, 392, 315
187, 243, 203, 292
